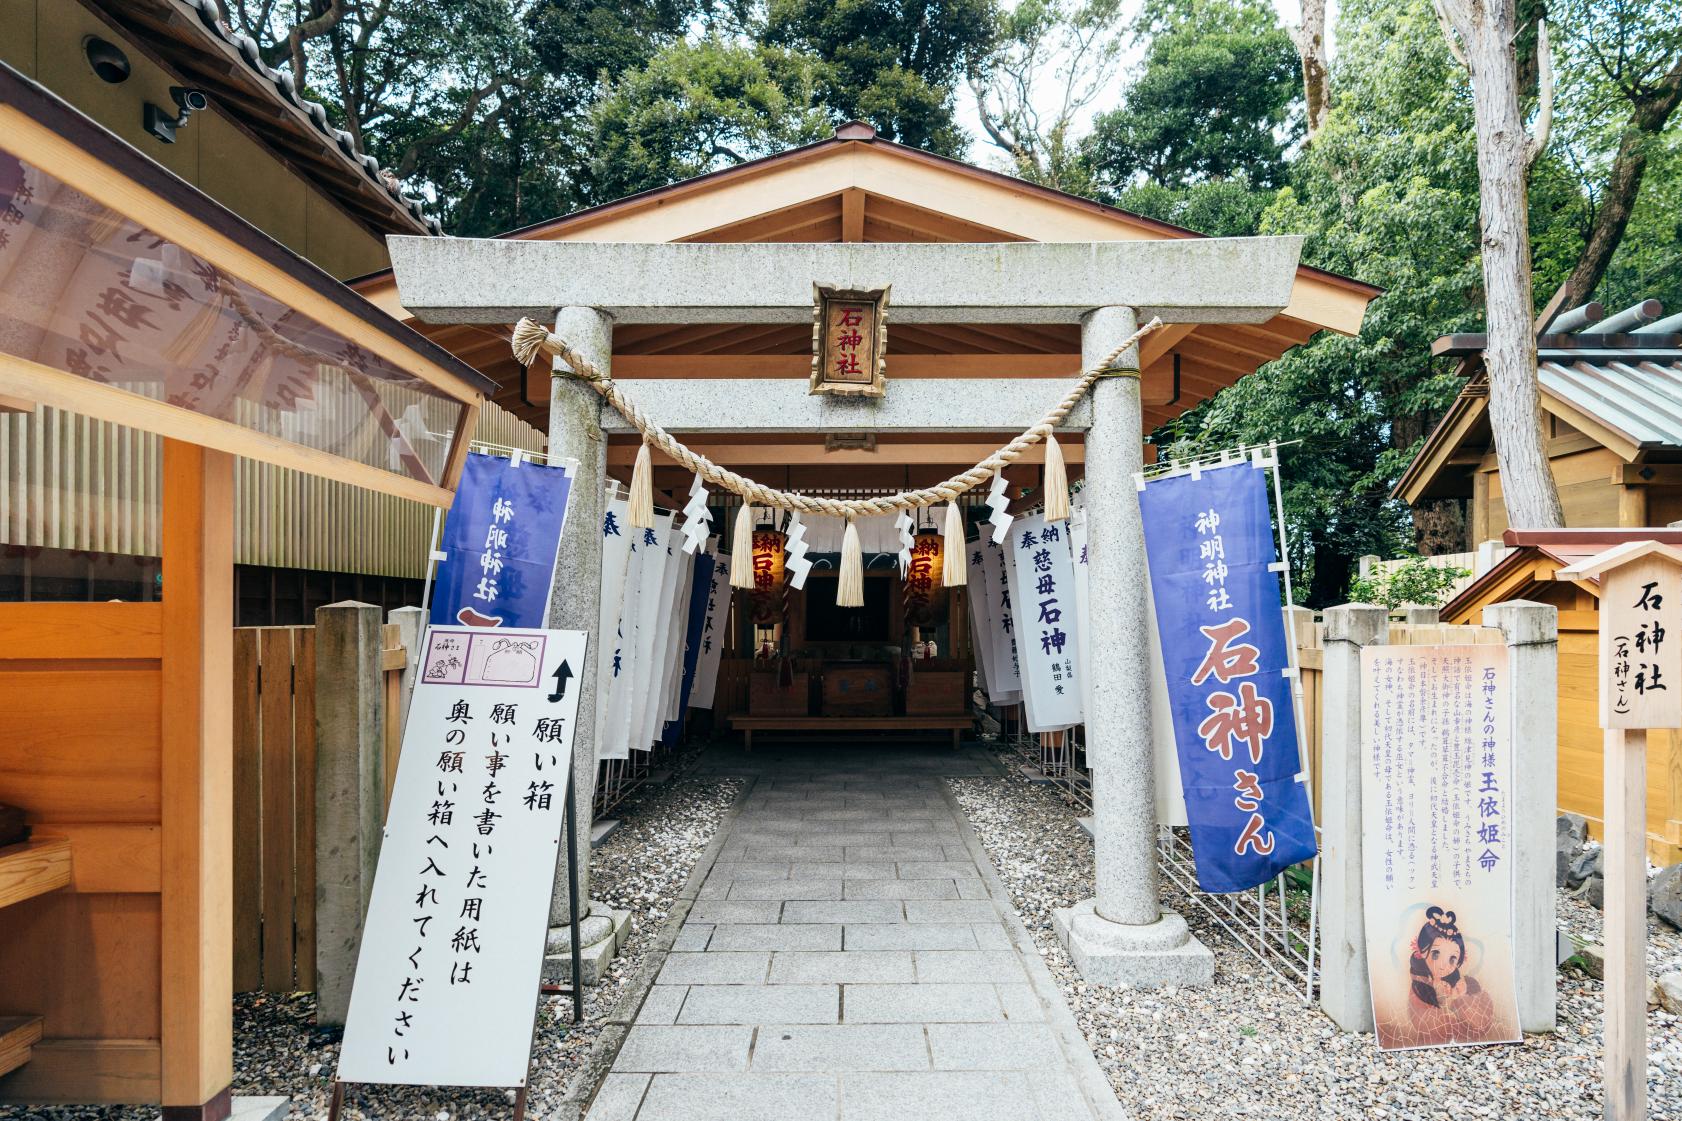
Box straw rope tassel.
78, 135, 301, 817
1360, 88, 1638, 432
1042, 434, 1070, 524
838, 519, 864, 607
942, 502, 967, 586
510, 314, 1161, 519
729, 504, 756, 589
627, 438, 655, 529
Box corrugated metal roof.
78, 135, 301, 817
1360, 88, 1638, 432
1538, 351, 1682, 448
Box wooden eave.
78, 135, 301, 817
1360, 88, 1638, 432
77, 0, 435, 239
0, 62, 492, 505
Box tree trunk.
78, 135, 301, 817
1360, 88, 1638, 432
1295, 0, 1330, 139
1453, 0, 1564, 529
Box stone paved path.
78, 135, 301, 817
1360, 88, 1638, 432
583, 742, 1121, 1121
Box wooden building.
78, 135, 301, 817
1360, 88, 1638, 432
0, 59, 492, 1115
1394, 301, 1682, 543
1438, 528, 1682, 866
0, 2, 544, 622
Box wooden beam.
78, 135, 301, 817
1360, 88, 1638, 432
611, 440, 1083, 467
159, 440, 234, 1117
1140, 323, 1196, 368
841, 189, 866, 243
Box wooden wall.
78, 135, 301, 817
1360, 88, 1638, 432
0, 601, 165, 1103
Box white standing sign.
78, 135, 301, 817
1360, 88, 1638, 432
689, 549, 731, 709
977, 536, 1022, 702
338, 625, 587, 1087
1005, 514, 1083, 732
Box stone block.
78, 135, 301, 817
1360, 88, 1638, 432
636, 1073, 838, 1121
1651, 864, 1682, 931
689, 900, 785, 925
750, 1024, 929, 1072
905, 900, 1001, 924
727, 879, 844, 901
842, 924, 981, 952
658, 952, 771, 985
767, 950, 916, 984
838, 1070, 1044, 1121
926, 1023, 1063, 1070
1052, 900, 1214, 988
845, 879, 959, 901
676, 983, 840, 1025
1658, 971, 1682, 1015
842, 983, 1003, 1023
914, 950, 1027, 983
707, 924, 843, 952
615, 1025, 754, 1073
781, 900, 906, 925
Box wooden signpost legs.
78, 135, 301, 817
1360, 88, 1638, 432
1603, 727, 1646, 1121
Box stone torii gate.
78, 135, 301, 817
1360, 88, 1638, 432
389, 236, 1308, 987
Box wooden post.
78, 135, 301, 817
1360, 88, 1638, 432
1556, 541, 1682, 1121
160, 439, 235, 1120
1604, 726, 1646, 1121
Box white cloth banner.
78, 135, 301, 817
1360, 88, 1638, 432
595, 494, 632, 763
689, 550, 731, 709
977, 535, 1022, 703
800, 513, 905, 553
625, 513, 675, 755
1361, 643, 1521, 1051
1003, 517, 1083, 732
657, 540, 696, 730
338, 626, 586, 1086
599, 509, 651, 762
964, 540, 995, 701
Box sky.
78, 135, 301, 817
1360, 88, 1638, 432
955, 0, 1337, 167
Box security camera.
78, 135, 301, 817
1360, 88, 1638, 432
144, 87, 210, 144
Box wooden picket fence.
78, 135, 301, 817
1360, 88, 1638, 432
232, 621, 411, 993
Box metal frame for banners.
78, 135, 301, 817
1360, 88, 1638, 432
1142, 440, 1321, 1000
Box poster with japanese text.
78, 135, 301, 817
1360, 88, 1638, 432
431, 452, 573, 629
1139, 462, 1317, 893
1005, 513, 1083, 732
1361, 644, 1521, 1051
338, 625, 588, 1086
689, 552, 731, 710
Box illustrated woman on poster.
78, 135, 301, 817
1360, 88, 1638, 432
1405, 906, 1497, 1045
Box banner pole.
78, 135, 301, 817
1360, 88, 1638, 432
564, 762, 584, 1023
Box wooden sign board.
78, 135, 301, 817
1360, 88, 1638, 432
1598, 554, 1681, 729
810, 284, 889, 397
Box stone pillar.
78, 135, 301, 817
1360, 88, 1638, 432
313, 601, 386, 1026
387, 604, 425, 742
1317, 603, 1387, 1031
1401, 606, 1440, 625
1052, 306, 1213, 986
1483, 599, 1558, 1033
543, 306, 630, 983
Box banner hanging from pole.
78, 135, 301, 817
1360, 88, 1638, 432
1139, 461, 1316, 893
1005, 513, 1083, 732
689, 551, 731, 710
977, 536, 1022, 704
431, 452, 573, 629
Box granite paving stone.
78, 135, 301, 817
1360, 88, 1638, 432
725, 878, 844, 900
904, 900, 1002, 923
749, 1024, 929, 1072
706, 923, 843, 951
925, 1023, 1064, 1070
614, 1025, 754, 1072
632, 1073, 839, 1121
842, 923, 982, 951
656, 952, 770, 985
687, 900, 784, 924
914, 950, 1028, 983
841, 983, 1004, 1023
844, 878, 960, 900
766, 950, 917, 984
838, 1070, 1043, 1121
676, 983, 840, 1025
780, 900, 906, 924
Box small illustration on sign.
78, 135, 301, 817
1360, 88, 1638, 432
460, 634, 548, 688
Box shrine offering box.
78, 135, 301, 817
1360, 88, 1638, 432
905, 671, 967, 716
749, 671, 810, 716
824, 664, 893, 716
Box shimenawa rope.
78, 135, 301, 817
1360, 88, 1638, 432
509, 314, 1160, 520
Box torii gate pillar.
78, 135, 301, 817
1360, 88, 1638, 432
1053, 305, 1215, 986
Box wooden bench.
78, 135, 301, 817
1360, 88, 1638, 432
729, 715, 974, 751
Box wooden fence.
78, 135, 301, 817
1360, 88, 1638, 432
232, 620, 411, 993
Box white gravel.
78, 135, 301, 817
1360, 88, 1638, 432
949, 769, 1682, 1121
0, 769, 741, 1121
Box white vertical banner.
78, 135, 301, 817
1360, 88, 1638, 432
964, 540, 995, 700
1361, 644, 1521, 1051
659, 541, 696, 727
977, 536, 1022, 703
599, 509, 648, 762
595, 493, 632, 763
634, 519, 685, 754
1004, 514, 1083, 732
626, 513, 675, 755
338, 626, 587, 1087
690, 550, 731, 710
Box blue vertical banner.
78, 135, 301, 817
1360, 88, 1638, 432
1138, 461, 1317, 893
662, 549, 717, 745
431, 451, 573, 630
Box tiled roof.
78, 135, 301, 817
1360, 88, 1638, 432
1538, 350, 1682, 449
85, 0, 441, 237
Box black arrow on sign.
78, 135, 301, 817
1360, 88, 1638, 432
548, 660, 574, 703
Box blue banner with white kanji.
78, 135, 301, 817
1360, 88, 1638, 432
663, 550, 716, 745
1139, 461, 1317, 893
430, 452, 573, 630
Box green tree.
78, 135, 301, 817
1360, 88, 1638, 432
577, 39, 836, 202
764, 0, 998, 153
1083, 0, 1303, 192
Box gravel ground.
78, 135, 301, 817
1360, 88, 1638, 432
0, 768, 741, 1121
949, 767, 1682, 1121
